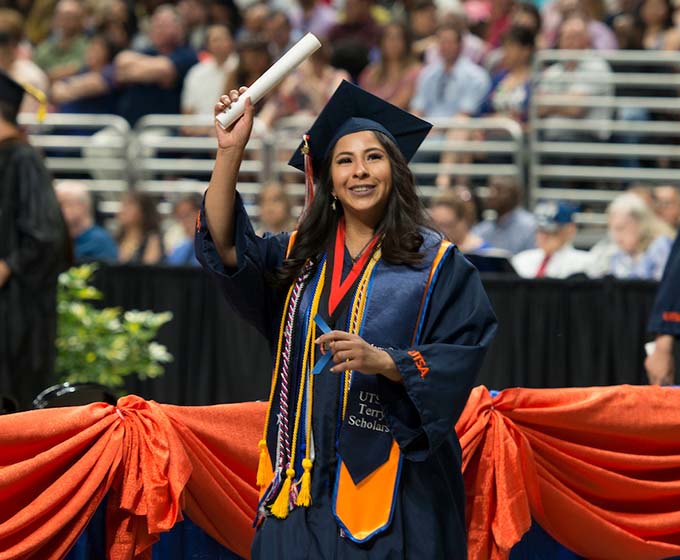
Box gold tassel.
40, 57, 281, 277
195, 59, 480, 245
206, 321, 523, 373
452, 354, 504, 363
256, 439, 269, 488
296, 458, 313, 507
21, 82, 47, 122
270, 467, 296, 519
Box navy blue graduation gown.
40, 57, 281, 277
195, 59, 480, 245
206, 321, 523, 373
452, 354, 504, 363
649, 233, 680, 338
196, 194, 497, 559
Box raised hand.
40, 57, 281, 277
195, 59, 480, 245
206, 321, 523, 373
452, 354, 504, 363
214, 86, 254, 152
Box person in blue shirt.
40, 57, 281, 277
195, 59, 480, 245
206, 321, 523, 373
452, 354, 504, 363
197, 80, 497, 559
472, 175, 537, 255
114, 5, 198, 126
166, 194, 201, 266
55, 180, 118, 262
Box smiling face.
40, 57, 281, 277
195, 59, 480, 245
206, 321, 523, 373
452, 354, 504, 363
330, 130, 393, 229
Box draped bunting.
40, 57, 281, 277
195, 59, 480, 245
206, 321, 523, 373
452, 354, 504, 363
458, 385, 680, 560
0, 396, 264, 560
1, 386, 680, 560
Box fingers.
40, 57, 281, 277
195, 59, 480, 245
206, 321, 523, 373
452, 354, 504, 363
332, 349, 354, 364
315, 331, 356, 346
214, 87, 248, 116
330, 360, 360, 374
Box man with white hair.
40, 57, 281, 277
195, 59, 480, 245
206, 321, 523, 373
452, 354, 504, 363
115, 4, 198, 125
55, 181, 118, 262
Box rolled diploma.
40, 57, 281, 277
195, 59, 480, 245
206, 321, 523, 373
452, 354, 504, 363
215, 32, 322, 129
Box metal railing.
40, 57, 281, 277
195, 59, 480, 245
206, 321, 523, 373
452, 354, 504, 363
20, 113, 130, 193
529, 49, 680, 240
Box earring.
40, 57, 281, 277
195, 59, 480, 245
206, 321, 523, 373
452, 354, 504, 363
331, 195, 337, 212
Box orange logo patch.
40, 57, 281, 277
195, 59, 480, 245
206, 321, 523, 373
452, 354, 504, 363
195, 209, 201, 231
407, 350, 430, 378
662, 311, 680, 323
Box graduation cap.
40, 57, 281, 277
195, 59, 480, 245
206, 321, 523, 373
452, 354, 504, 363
0, 70, 47, 124
288, 80, 432, 213
534, 201, 578, 232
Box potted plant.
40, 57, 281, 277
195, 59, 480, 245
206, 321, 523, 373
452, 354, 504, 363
55, 264, 173, 393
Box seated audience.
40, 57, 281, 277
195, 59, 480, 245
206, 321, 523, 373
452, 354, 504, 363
256, 181, 295, 235
417, 7, 488, 67
477, 26, 534, 125
51, 34, 118, 114
436, 25, 534, 189
429, 190, 488, 253
639, 0, 675, 49
182, 24, 238, 117
411, 22, 490, 120
358, 22, 422, 111
0, 8, 49, 116
116, 192, 165, 264
327, 0, 383, 80
224, 34, 271, 110
472, 176, 537, 255
543, 0, 618, 50
265, 10, 296, 60
605, 193, 674, 280
513, 201, 591, 278
177, 0, 209, 53
654, 185, 680, 231
91, 0, 137, 52
288, 0, 337, 39
55, 181, 118, 262
239, 2, 270, 40
34, 0, 88, 82
115, 4, 198, 126
166, 194, 201, 266
537, 14, 614, 142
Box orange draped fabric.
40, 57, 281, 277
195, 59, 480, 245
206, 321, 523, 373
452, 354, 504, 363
0, 396, 265, 560
458, 385, 680, 560
1, 386, 680, 560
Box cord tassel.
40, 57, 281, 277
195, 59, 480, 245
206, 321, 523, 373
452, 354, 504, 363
296, 458, 313, 507
256, 439, 270, 488
270, 467, 296, 519
299, 134, 315, 224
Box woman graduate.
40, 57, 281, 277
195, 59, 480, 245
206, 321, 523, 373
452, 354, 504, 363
196, 80, 497, 558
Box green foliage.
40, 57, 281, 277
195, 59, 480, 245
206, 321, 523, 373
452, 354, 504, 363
56, 264, 173, 390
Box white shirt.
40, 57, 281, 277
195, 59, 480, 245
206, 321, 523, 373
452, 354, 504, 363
512, 244, 592, 279
181, 54, 239, 116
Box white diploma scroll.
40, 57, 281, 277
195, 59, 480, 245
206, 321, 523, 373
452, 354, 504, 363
215, 32, 322, 129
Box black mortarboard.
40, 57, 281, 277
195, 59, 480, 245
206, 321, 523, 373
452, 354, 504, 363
288, 80, 432, 177
0, 70, 25, 124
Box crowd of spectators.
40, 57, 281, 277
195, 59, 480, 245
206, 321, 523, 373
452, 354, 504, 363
1, 0, 679, 269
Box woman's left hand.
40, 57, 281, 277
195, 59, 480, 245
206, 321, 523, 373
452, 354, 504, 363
315, 331, 401, 382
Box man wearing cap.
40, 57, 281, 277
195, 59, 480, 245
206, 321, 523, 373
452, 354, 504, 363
646, 233, 680, 385
512, 201, 591, 278
0, 71, 69, 409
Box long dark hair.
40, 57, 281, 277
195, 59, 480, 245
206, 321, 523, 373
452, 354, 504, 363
276, 130, 432, 286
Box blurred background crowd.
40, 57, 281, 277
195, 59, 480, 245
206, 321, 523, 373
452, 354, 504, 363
1, 0, 679, 278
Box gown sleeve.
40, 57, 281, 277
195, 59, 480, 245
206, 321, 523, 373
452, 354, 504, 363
648, 233, 680, 337
4, 145, 68, 287
195, 191, 290, 342
377, 248, 497, 461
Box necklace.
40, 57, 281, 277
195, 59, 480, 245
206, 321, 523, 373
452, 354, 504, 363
347, 235, 376, 263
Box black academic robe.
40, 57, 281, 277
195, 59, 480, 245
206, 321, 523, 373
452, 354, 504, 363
648, 233, 680, 338
0, 138, 69, 409
196, 194, 497, 559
